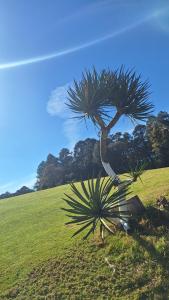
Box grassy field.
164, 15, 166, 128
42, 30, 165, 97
0, 167, 169, 299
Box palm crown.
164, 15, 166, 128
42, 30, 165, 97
67, 66, 154, 130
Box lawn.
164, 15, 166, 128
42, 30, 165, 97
0, 167, 169, 299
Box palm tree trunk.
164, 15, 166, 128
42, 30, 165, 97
100, 129, 129, 229
100, 128, 117, 179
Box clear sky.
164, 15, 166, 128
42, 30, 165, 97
0, 0, 169, 193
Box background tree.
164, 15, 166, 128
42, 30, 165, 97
35, 153, 63, 190
147, 111, 169, 167
59, 148, 74, 183
15, 186, 34, 196
132, 124, 153, 168
59, 148, 73, 166
73, 138, 101, 179
37, 164, 64, 190
0, 186, 33, 200
108, 132, 133, 173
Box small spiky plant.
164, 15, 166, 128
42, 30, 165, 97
127, 162, 147, 183
62, 177, 130, 240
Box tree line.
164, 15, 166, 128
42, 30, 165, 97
1, 111, 169, 199
35, 111, 169, 190
0, 186, 33, 200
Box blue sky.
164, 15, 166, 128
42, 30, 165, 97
0, 0, 169, 193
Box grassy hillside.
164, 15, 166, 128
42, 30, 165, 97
0, 167, 169, 299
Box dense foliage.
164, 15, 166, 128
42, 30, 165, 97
67, 67, 153, 124
34, 111, 169, 191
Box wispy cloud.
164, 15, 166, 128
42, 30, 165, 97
0, 6, 167, 70
47, 84, 70, 117
47, 84, 80, 149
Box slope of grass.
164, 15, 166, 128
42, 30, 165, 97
0, 167, 169, 299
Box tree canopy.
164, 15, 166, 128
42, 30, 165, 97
67, 67, 154, 131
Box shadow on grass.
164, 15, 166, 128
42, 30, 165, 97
132, 218, 169, 299
134, 234, 167, 268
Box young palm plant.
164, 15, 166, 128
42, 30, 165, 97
66, 66, 154, 230
62, 177, 130, 240
127, 162, 147, 183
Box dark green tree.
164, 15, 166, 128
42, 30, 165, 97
73, 138, 101, 179
147, 111, 169, 167
37, 164, 64, 190
132, 124, 152, 167
35, 154, 62, 190
59, 148, 72, 165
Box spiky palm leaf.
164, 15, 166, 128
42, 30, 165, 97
67, 68, 112, 124
126, 162, 147, 183
62, 177, 130, 240
106, 66, 154, 121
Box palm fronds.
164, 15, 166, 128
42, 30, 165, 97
62, 177, 130, 240
66, 66, 153, 127
106, 66, 154, 121
67, 68, 111, 124
126, 162, 147, 183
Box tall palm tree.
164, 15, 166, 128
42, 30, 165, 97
67, 66, 154, 229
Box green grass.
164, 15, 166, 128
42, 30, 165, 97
0, 167, 169, 299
